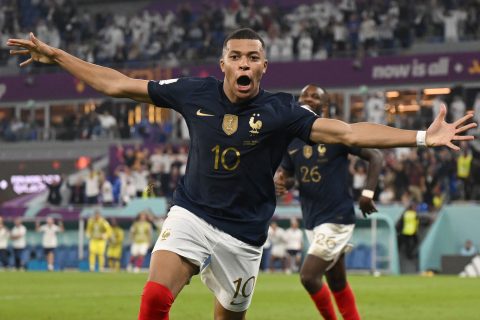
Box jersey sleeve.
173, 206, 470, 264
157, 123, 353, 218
280, 152, 294, 174
285, 98, 318, 143
346, 145, 363, 157
147, 77, 206, 113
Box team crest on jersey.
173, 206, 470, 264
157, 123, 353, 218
303, 145, 313, 159
318, 144, 327, 156
222, 114, 238, 136
160, 229, 171, 241
249, 113, 262, 134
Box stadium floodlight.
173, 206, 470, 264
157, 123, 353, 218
423, 88, 451, 95
385, 91, 400, 98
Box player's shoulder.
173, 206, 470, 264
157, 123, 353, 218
288, 137, 305, 149
179, 76, 219, 87
153, 76, 219, 90
260, 90, 295, 106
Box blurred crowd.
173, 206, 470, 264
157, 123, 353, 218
1, 0, 479, 69
46, 143, 188, 207
0, 100, 189, 143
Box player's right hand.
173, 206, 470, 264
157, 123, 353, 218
274, 171, 287, 196
7, 32, 56, 67
358, 196, 378, 218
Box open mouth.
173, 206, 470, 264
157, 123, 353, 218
236, 76, 252, 91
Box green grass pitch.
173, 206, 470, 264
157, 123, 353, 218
0, 272, 478, 319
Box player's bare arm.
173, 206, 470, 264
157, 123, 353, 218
357, 149, 383, 217
310, 105, 476, 150
7, 33, 151, 103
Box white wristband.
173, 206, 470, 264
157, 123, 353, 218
416, 131, 427, 147
361, 189, 374, 199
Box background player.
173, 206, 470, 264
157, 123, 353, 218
10, 217, 27, 270
36, 216, 64, 271
86, 210, 112, 272
0, 217, 10, 270
276, 85, 383, 319
7, 28, 476, 320
128, 212, 152, 273
285, 217, 304, 274
107, 218, 124, 272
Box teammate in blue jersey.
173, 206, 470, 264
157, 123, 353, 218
8, 28, 476, 320
276, 85, 383, 319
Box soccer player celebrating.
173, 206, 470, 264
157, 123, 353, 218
85, 210, 112, 272
7, 28, 476, 320
36, 216, 64, 271
276, 85, 382, 319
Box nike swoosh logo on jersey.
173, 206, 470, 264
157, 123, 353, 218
196, 109, 215, 117
230, 300, 243, 306
288, 149, 299, 155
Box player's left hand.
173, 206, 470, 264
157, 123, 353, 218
274, 171, 287, 196
358, 196, 378, 218
426, 105, 476, 150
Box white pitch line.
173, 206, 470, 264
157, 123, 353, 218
0, 292, 138, 301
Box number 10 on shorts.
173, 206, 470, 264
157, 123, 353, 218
230, 276, 256, 305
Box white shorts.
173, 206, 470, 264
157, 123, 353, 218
130, 243, 149, 256
305, 223, 355, 271
271, 245, 287, 258
152, 206, 263, 312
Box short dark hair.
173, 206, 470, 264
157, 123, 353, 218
222, 28, 265, 51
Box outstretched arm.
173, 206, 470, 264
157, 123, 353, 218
7, 33, 152, 103
310, 105, 476, 150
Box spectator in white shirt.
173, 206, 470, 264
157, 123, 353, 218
133, 165, 150, 198
437, 9, 467, 42
84, 164, 100, 204
149, 147, 166, 178
297, 31, 313, 61
100, 173, 114, 206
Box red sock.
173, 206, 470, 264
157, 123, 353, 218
139, 281, 174, 320
332, 283, 360, 320
136, 256, 144, 268
310, 284, 337, 320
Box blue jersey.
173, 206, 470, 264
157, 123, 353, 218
148, 77, 317, 246
281, 139, 362, 230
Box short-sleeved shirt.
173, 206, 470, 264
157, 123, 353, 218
86, 218, 111, 240
11, 225, 27, 249
130, 221, 152, 244
281, 140, 362, 230
110, 226, 125, 248
39, 224, 61, 248
0, 227, 9, 249
148, 77, 317, 246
